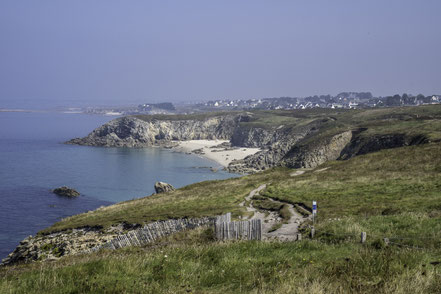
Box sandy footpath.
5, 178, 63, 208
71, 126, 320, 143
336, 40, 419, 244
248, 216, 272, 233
173, 140, 261, 167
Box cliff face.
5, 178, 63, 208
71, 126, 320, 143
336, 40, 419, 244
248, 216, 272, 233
67, 113, 430, 173
230, 127, 280, 148
67, 115, 239, 147
280, 131, 353, 168
339, 132, 429, 160
228, 124, 318, 173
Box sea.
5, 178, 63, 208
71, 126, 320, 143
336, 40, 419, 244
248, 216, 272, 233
0, 110, 238, 260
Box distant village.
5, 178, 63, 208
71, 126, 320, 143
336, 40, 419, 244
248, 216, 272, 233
199, 92, 440, 111
83, 92, 441, 116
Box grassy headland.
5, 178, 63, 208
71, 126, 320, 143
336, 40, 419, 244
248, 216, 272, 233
135, 105, 441, 140
1, 105, 441, 293
2, 143, 440, 292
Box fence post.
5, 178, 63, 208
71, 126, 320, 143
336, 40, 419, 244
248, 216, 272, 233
257, 219, 262, 241
361, 232, 367, 243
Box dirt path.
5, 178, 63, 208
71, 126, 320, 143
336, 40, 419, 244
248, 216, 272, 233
266, 204, 303, 241
240, 184, 307, 241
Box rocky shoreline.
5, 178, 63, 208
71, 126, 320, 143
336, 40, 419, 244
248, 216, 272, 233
1, 217, 215, 266
1, 226, 120, 266
66, 113, 430, 174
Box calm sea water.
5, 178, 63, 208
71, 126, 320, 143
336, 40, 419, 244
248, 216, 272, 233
0, 111, 238, 259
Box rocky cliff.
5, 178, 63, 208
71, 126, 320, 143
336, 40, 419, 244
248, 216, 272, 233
67, 115, 240, 147
227, 119, 331, 173
339, 132, 429, 160
279, 131, 353, 168
67, 112, 430, 173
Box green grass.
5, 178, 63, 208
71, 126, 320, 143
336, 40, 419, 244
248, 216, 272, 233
252, 199, 282, 212
264, 143, 441, 220
279, 204, 292, 222
40, 168, 289, 234
2, 228, 441, 293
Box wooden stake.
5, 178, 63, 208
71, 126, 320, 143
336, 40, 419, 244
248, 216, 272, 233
361, 232, 367, 243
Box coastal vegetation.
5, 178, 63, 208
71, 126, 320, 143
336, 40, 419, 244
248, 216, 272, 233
2, 231, 440, 293
2, 105, 441, 293
2, 142, 440, 292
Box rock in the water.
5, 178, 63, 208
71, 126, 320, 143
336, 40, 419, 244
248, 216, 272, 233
52, 186, 80, 197
154, 182, 175, 194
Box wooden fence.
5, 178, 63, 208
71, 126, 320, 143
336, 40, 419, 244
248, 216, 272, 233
92, 213, 260, 252
215, 219, 262, 241
94, 216, 215, 251
215, 212, 231, 223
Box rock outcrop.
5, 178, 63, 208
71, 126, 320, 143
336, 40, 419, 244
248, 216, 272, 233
1, 217, 216, 266
227, 121, 323, 173
67, 115, 240, 147
52, 186, 80, 197
154, 182, 175, 194
280, 130, 353, 168
339, 132, 429, 160
1, 227, 118, 266
66, 113, 430, 174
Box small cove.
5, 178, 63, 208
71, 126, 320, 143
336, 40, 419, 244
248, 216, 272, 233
0, 111, 239, 259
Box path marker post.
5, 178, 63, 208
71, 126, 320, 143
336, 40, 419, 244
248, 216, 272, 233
312, 201, 317, 225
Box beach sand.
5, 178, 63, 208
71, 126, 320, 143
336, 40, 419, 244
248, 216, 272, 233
174, 140, 261, 167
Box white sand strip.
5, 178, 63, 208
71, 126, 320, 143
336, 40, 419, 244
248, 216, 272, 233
173, 140, 261, 167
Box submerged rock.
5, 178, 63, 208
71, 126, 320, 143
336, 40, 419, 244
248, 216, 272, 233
154, 182, 175, 194
52, 186, 80, 197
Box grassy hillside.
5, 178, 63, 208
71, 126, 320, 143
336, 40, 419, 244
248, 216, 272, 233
40, 169, 286, 234
2, 142, 438, 292
43, 105, 441, 234
136, 105, 441, 137
41, 140, 441, 235
2, 105, 441, 293
1, 217, 441, 293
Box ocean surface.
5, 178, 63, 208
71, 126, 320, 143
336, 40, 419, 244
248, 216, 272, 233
0, 111, 238, 260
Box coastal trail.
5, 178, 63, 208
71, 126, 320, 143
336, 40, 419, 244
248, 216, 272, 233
240, 184, 307, 241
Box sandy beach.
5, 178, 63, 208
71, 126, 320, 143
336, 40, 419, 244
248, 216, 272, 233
174, 140, 261, 167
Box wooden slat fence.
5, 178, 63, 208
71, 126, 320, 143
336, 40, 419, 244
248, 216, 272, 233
215, 212, 231, 223
92, 213, 259, 252
215, 219, 262, 241
93, 216, 217, 251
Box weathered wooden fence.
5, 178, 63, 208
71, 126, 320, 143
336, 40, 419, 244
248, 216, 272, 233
215, 212, 231, 223
215, 219, 262, 241
93, 216, 216, 251
92, 213, 260, 252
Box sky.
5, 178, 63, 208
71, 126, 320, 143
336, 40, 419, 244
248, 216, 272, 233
0, 0, 440, 108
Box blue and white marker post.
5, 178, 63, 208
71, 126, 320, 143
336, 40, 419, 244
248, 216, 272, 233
312, 201, 317, 225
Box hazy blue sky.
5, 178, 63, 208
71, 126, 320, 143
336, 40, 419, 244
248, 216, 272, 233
1, 0, 440, 107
